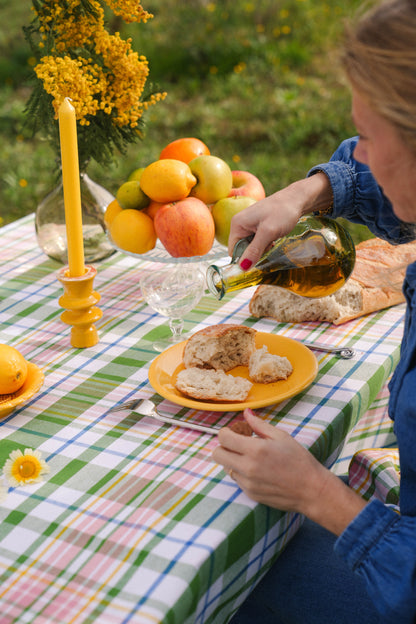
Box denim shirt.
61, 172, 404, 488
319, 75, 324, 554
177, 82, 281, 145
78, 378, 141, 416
308, 137, 416, 623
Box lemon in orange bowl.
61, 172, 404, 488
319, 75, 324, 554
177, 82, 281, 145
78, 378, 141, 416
0, 344, 28, 394
0, 362, 44, 418
109, 208, 157, 254
140, 159, 197, 203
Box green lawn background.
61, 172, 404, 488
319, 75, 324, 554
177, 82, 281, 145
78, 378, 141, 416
0, 0, 370, 241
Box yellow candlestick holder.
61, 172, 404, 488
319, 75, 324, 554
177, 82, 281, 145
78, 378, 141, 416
57, 265, 102, 348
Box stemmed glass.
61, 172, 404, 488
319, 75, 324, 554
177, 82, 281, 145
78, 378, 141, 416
140, 264, 206, 352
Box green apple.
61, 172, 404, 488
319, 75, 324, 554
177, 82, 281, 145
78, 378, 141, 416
188, 155, 233, 204
116, 179, 150, 210
211, 195, 257, 247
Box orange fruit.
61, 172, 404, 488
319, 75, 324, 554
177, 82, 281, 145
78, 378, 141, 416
159, 137, 210, 163
109, 209, 157, 254
0, 344, 28, 394
140, 159, 197, 203
104, 199, 123, 229
145, 200, 164, 219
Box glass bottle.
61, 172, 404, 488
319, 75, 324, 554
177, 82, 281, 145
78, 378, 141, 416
35, 171, 116, 264
206, 216, 356, 300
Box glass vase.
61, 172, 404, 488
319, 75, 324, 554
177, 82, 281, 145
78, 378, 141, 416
35, 171, 116, 264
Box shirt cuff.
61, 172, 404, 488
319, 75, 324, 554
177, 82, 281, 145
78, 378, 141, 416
334, 499, 399, 571
307, 161, 356, 218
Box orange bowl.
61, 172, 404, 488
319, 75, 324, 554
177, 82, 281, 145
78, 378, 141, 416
0, 362, 44, 418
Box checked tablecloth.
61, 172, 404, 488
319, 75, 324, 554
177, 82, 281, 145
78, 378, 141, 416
0, 215, 403, 624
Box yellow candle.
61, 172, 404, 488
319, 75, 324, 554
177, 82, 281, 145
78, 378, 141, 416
58, 97, 85, 277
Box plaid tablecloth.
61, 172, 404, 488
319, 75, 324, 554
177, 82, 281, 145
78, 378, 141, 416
349, 447, 400, 507
0, 215, 404, 624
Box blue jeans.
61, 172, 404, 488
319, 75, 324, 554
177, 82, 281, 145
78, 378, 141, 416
229, 517, 382, 624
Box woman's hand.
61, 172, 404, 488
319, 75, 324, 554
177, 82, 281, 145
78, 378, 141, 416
228, 173, 333, 269
213, 408, 367, 536
213, 408, 327, 514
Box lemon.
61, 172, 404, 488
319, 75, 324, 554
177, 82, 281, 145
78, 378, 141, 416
0, 344, 28, 394
109, 209, 157, 254
104, 198, 123, 229
116, 180, 150, 211
140, 159, 197, 203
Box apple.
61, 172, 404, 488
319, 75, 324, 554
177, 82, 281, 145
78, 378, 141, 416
188, 155, 233, 204
229, 170, 266, 202
211, 196, 257, 247
154, 197, 215, 257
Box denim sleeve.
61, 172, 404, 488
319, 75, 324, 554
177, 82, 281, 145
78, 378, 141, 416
307, 137, 416, 244
335, 499, 416, 623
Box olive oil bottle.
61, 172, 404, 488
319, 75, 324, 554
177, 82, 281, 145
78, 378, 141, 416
206, 216, 356, 300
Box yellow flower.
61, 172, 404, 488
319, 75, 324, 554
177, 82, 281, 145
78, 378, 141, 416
24, 1, 166, 168
105, 0, 152, 23
3, 448, 50, 487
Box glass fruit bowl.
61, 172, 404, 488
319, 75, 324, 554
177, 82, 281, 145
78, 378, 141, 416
107, 231, 229, 264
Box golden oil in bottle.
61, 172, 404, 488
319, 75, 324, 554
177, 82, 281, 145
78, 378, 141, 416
206, 216, 356, 300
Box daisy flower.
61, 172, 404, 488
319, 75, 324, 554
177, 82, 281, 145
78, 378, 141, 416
0, 480, 7, 502
3, 448, 50, 487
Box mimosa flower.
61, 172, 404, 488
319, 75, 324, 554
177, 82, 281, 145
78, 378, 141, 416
3, 448, 50, 487
24, 1, 166, 169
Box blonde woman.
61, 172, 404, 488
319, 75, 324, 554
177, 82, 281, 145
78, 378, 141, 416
213, 1, 416, 622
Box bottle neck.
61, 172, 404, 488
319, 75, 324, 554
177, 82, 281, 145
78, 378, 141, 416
206, 262, 262, 300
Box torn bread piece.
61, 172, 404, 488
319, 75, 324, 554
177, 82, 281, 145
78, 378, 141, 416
228, 421, 253, 436
175, 367, 253, 402
249, 345, 293, 383
183, 324, 256, 371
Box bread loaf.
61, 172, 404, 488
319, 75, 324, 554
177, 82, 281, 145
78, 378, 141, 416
249, 238, 416, 325
249, 345, 293, 382
183, 324, 256, 371
175, 367, 252, 402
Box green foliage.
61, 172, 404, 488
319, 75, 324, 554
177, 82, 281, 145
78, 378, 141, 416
0, 0, 370, 242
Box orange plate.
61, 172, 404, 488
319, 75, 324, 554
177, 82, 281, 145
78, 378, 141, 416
148, 332, 318, 412
0, 362, 44, 418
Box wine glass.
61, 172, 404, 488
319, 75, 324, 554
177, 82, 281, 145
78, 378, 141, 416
139, 264, 206, 352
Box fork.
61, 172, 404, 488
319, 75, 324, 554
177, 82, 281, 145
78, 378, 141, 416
109, 398, 221, 435
302, 342, 355, 359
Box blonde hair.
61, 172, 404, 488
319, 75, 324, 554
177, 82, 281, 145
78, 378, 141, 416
343, 0, 416, 154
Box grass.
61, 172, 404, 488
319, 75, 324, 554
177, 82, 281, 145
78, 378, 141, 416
0, 0, 371, 241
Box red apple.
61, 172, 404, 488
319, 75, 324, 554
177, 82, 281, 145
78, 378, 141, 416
154, 197, 215, 257
211, 196, 257, 246
189, 155, 233, 204
228, 170, 266, 201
